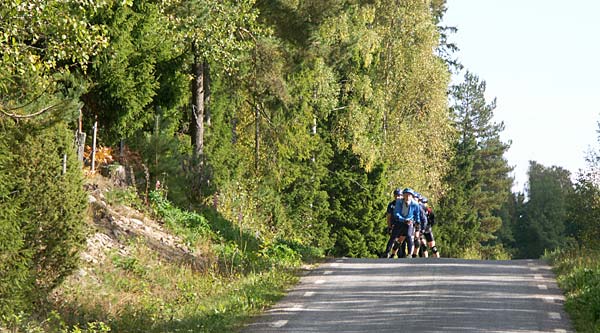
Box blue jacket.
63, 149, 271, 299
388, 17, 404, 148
391, 199, 421, 225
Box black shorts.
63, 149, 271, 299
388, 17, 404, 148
392, 222, 414, 237
424, 230, 435, 242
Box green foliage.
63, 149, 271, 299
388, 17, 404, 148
16, 121, 89, 299
0, 0, 479, 330
166, 0, 259, 73
335, 227, 370, 258
370, 0, 454, 191
0, 121, 29, 317
111, 254, 147, 277
478, 244, 511, 260
493, 191, 522, 257
3, 311, 112, 333
568, 140, 600, 249
568, 179, 600, 247
273, 134, 334, 250
324, 150, 388, 258
0, 0, 110, 113
105, 186, 142, 208
275, 238, 325, 263
199, 206, 261, 254
83, 0, 185, 142
44, 209, 299, 333
149, 191, 213, 245
0, 119, 88, 318
548, 247, 600, 333
129, 112, 194, 207
514, 162, 573, 258
179, 0, 454, 259
258, 242, 302, 268
438, 71, 513, 258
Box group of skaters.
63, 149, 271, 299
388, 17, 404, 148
383, 187, 440, 258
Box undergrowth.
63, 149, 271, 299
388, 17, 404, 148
546, 246, 600, 333
2, 189, 319, 333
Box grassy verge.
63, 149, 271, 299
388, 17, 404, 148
3, 189, 317, 333
51, 241, 299, 333
546, 247, 600, 333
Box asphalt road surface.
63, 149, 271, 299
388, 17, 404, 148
242, 258, 573, 333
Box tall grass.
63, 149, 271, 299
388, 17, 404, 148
546, 247, 600, 333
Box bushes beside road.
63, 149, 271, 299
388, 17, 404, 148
547, 247, 600, 333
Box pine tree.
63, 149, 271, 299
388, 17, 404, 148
324, 150, 388, 258
14, 121, 88, 302
0, 121, 29, 316
438, 71, 513, 258
0, 119, 88, 315
82, 0, 185, 142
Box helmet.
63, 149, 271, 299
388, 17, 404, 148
402, 188, 415, 196
393, 188, 402, 196
414, 192, 422, 200
421, 196, 428, 203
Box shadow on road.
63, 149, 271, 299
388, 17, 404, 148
243, 258, 573, 333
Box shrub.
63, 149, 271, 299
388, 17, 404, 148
548, 247, 600, 332
0, 121, 30, 317
149, 190, 213, 244
258, 242, 301, 268
1, 120, 88, 318
276, 238, 325, 263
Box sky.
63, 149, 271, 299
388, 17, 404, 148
442, 0, 600, 192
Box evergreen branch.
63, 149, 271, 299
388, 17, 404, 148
325, 167, 369, 191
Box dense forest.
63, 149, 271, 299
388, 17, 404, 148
2, 0, 600, 331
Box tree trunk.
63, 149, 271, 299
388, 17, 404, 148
203, 61, 211, 126
254, 102, 260, 171
190, 50, 205, 159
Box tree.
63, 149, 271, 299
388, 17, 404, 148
438, 71, 513, 258
0, 0, 110, 119
0, 121, 28, 317
567, 121, 600, 248
164, 0, 259, 158
371, 0, 454, 195
0, 0, 110, 317
200, 1, 341, 245
514, 162, 573, 258
0, 119, 87, 315
82, 0, 186, 142
493, 191, 524, 256
430, 0, 462, 73
324, 150, 388, 258
568, 175, 600, 248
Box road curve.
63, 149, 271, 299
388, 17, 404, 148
242, 258, 573, 333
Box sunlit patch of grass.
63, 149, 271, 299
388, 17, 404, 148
546, 247, 600, 333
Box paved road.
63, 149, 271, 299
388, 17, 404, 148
242, 258, 573, 333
